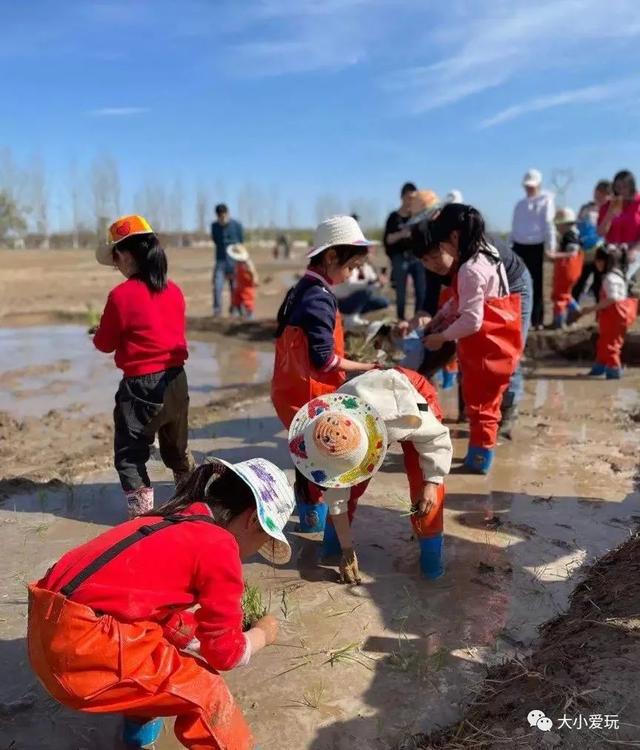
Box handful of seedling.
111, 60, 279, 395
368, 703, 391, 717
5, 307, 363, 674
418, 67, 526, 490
241, 583, 267, 631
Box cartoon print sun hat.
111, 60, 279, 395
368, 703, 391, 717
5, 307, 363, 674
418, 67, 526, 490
204, 457, 295, 564
226, 243, 250, 262
288, 394, 388, 489
307, 215, 374, 259
96, 214, 155, 266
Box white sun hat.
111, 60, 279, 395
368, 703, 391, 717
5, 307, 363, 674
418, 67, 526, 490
204, 457, 295, 564
554, 207, 577, 225
288, 394, 388, 489
307, 215, 374, 259
522, 169, 542, 187
227, 243, 250, 262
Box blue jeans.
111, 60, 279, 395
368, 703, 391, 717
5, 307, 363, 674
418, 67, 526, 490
338, 288, 389, 316
503, 267, 533, 409
391, 253, 426, 320
212, 258, 234, 314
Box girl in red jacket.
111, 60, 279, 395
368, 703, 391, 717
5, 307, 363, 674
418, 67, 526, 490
93, 215, 194, 518
28, 457, 294, 750
228, 243, 259, 319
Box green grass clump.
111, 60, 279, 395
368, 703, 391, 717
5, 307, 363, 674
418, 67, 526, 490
242, 582, 267, 631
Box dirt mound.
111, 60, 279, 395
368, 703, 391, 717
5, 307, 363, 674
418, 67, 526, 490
415, 533, 640, 749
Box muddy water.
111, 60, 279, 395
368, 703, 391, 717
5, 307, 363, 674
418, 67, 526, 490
0, 325, 273, 418
1, 364, 639, 750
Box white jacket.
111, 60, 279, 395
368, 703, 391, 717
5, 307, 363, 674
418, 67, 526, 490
324, 370, 453, 516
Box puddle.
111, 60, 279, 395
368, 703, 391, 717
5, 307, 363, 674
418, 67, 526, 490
0, 325, 273, 418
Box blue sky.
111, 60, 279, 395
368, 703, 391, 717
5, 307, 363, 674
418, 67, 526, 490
1, 0, 639, 232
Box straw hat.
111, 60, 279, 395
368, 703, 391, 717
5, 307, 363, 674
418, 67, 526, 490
554, 207, 577, 225
288, 394, 388, 489
227, 243, 250, 262
96, 214, 155, 266
205, 457, 295, 564
307, 215, 373, 259
522, 169, 542, 187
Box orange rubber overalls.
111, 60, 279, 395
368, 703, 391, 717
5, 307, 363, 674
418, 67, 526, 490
596, 274, 638, 369
552, 252, 584, 316
27, 516, 252, 750
232, 262, 257, 314
454, 258, 522, 449
271, 276, 345, 431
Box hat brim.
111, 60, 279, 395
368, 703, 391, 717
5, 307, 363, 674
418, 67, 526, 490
406, 205, 442, 226
96, 244, 114, 266
522, 179, 541, 187
206, 457, 293, 565
227, 246, 249, 262
306, 239, 373, 259
288, 393, 388, 489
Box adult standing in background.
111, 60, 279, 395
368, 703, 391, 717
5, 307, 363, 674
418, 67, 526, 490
210, 203, 244, 316
384, 182, 426, 320
597, 170, 640, 248
511, 169, 556, 329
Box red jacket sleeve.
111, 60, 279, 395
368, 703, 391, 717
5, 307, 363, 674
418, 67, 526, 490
194, 533, 247, 672
93, 291, 122, 353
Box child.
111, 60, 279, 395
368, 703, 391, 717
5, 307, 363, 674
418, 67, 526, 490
228, 243, 258, 320
582, 245, 638, 379
288, 368, 452, 583
548, 208, 584, 328
28, 457, 294, 750
413, 203, 522, 474
94, 215, 194, 518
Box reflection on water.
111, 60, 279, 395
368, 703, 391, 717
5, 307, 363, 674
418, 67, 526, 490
0, 325, 273, 418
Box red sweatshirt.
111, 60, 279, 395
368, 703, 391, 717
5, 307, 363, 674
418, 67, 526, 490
93, 278, 188, 377
39, 503, 247, 672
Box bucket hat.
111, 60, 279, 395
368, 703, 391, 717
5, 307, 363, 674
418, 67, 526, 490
288, 394, 388, 488
307, 215, 373, 259
96, 214, 155, 266
205, 457, 295, 564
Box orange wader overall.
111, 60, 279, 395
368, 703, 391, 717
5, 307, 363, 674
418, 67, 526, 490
552, 253, 584, 316
232, 263, 257, 315
454, 265, 522, 451
596, 296, 638, 369
27, 516, 252, 750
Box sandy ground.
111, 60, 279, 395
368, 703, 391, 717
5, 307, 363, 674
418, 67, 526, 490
1, 366, 639, 749
1, 247, 640, 749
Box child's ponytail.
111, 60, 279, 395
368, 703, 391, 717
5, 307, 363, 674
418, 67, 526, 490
116, 234, 168, 292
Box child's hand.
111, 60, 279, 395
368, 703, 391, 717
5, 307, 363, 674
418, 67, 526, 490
394, 320, 410, 336
423, 333, 445, 351
253, 615, 279, 645
413, 482, 439, 517
87, 325, 98, 336
339, 548, 361, 584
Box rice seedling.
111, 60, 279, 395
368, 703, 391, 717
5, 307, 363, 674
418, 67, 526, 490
241, 583, 267, 631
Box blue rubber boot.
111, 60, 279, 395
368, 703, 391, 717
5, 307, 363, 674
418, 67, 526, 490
552, 313, 566, 329
419, 534, 444, 579
441, 370, 457, 390
321, 521, 342, 558
605, 367, 622, 380
296, 499, 328, 533
123, 718, 163, 748
588, 363, 606, 376
463, 446, 494, 475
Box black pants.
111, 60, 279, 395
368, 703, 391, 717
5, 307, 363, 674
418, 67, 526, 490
423, 270, 444, 317
513, 242, 544, 327
114, 367, 192, 492
572, 260, 602, 302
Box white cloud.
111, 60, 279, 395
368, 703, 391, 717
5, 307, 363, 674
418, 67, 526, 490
88, 107, 149, 117
383, 0, 640, 113
479, 79, 639, 128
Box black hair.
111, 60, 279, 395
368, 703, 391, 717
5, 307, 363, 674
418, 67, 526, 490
114, 233, 168, 292
595, 179, 612, 194
411, 203, 488, 265
146, 462, 255, 525
401, 182, 417, 197
215, 203, 229, 215
612, 170, 637, 197
308, 243, 368, 269
595, 244, 629, 275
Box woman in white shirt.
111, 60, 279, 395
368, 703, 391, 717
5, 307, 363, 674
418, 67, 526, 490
511, 169, 556, 329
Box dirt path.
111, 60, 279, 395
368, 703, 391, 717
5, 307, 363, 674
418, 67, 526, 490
1, 365, 639, 749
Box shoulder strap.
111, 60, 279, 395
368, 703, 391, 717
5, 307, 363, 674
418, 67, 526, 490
60, 514, 217, 598
478, 248, 508, 296
275, 276, 324, 338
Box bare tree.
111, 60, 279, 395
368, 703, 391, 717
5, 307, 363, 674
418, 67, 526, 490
551, 168, 574, 207
238, 182, 263, 236
91, 154, 121, 231
286, 199, 297, 229
68, 160, 83, 249
196, 184, 209, 235
29, 155, 49, 248
315, 193, 342, 224
348, 197, 380, 230
169, 178, 184, 245
0, 191, 27, 245
135, 180, 167, 232
0, 148, 28, 221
